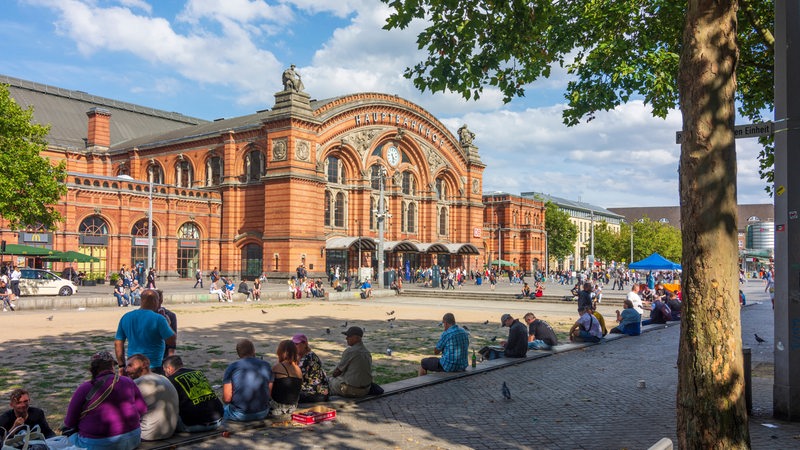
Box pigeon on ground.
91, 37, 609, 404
326, 328, 331, 335
483, 320, 490, 325
341, 321, 348, 328
755, 333, 766, 344
491, 336, 498, 342
386, 348, 392, 356
261, 310, 268, 314
438, 321, 443, 327
389, 323, 394, 329
502, 382, 512, 400
462, 325, 470, 331
387, 317, 396, 322
46, 315, 54, 321
386, 310, 395, 316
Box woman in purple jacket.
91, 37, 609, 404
63, 351, 147, 450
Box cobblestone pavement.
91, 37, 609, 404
181, 282, 800, 450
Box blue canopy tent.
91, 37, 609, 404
629, 253, 682, 270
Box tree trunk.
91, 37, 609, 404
677, 1, 750, 448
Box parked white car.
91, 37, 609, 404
18, 268, 79, 296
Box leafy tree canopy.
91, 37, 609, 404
544, 202, 578, 261
383, 0, 775, 189
0, 84, 67, 230
594, 219, 682, 264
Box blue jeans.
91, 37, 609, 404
69, 428, 141, 450
223, 404, 269, 422
177, 417, 222, 433
114, 292, 129, 306
527, 340, 552, 350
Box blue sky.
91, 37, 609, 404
0, 0, 774, 209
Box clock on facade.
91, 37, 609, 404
386, 146, 400, 166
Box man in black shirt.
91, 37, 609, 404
500, 313, 528, 358
523, 312, 559, 350
577, 282, 594, 312
0, 388, 55, 438
162, 356, 224, 433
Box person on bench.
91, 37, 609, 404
418, 313, 469, 376
126, 354, 179, 441
222, 339, 273, 421
162, 355, 224, 433
569, 306, 603, 343
329, 327, 373, 398
609, 299, 642, 336
294, 334, 330, 403
516, 283, 532, 299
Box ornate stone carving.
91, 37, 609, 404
272, 138, 287, 161
296, 140, 310, 161
393, 171, 402, 186
424, 145, 445, 174
472, 179, 480, 194
282, 65, 305, 92
343, 130, 380, 158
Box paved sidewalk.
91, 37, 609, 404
178, 282, 799, 450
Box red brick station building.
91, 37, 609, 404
1, 73, 546, 281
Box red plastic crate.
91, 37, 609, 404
292, 406, 336, 424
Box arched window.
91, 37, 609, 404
406, 202, 416, 233
438, 207, 448, 236
175, 159, 193, 187
207, 156, 223, 186
435, 178, 447, 201
370, 197, 376, 230
131, 219, 158, 269
370, 164, 385, 190
245, 150, 265, 182
148, 163, 164, 184
176, 222, 201, 278
402, 171, 416, 195
327, 156, 344, 184
78, 216, 109, 277
324, 191, 332, 227
334, 192, 345, 227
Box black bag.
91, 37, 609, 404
368, 383, 384, 395
360, 292, 366, 299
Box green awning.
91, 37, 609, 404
1, 243, 58, 256
489, 259, 518, 267
42, 250, 100, 263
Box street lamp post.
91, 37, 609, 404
589, 210, 595, 268
147, 176, 153, 272
376, 167, 390, 288
630, 222, 634, 263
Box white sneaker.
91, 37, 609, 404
10, 303, 15, 308
2, 308, 6, 312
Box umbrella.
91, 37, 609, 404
489, 259, 518, 267
1, 243, 58, 256
629, 253, 681, 270
42, 250, 100, 263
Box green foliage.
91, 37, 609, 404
0, 84, 67, 230
592, 219, 681, 264
383, 0, 775, 190
544, 202, 578, 261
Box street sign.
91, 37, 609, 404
675, 121, 773, 144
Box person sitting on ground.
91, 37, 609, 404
314, 279, 326, 297
500, 313, 529, 358
333, 277, 343, 292
162, 355, 224, 433
626, 284, 644, 315
209, 280, 226, 302
63, 351, 147, 450
609, 299, 642, 336
237, 278, 252, 301
222, 339, 273, 421
361, 279, 373, 298
665, 291, 682, 320
569, 306, 603, 343
113, 279, 130, 307
534, 281, 545, 297
523, 312, 559, 350
0, 388, 55, 439
125, 354, 179, 441
269, 340, 303, 417
390, 279, 402, 295
516, 283, 532, 299
329, 327, 373, 398
642, 295, 671, 326
419, 313, 469, 376
293, 334, 330, 403
590, 306, 608, 337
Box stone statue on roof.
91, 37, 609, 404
282, 64, 305, 93
458, 124, 475, 146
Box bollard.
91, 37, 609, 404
743, 346, 752, 413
